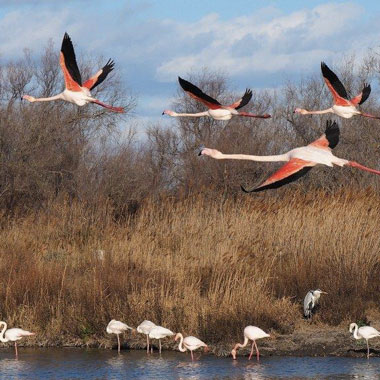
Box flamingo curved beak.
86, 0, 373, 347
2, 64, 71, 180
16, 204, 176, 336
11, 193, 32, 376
197, 145, 205, 156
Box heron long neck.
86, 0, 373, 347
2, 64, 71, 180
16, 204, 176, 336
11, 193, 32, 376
212, 153, 288, 162
176, 333, 186, 352
0, 322, 8, 342
33, 93, 64, 102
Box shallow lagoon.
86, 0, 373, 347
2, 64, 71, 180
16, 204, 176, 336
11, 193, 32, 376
0, 348, 379, 379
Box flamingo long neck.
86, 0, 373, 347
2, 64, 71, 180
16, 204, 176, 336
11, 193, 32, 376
172, 111, 209, 117
352, 324, 360, 340
211, 152, 288, 162
33, 93, 64, 102
303, 108, 333, 115
0, 322, 8, 343
348, 161, 380, 175
176, 333, 187, 352
234, 336, 249, 350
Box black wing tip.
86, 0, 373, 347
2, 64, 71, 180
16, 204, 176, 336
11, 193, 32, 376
104, 59, 115, 71
325, 120, 340, 149
359, 83, 371, 105
178, 76, 191, 89
240, 185, 253, 193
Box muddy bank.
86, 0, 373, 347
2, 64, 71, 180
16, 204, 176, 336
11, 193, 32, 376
8, 324, 380, 359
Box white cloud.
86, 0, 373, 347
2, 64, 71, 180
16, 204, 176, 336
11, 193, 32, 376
155, 2, 364, 80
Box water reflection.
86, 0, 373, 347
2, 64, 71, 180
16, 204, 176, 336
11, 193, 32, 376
0, 349, 380, 379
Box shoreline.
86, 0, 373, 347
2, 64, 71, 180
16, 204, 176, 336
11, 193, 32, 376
4, 326, 380, 359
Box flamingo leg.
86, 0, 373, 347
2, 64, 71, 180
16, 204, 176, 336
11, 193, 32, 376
146, 335, 149, 354
91, 99, 124, 113
117, 334, 121, 354
159, 339, 162, 354
15, 342, 18, 359
361, 112, 380, 120
254, 340, 260, 361
248, 342, 255, 360
366, 340, 370, 359
191, 350, 194, 361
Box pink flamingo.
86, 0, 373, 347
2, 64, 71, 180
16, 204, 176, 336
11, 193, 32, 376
231, 326, 270, 361
294, 62, 379, 119
0, 321, 35, 358
22, 33, 124, 113
199, 121, 380, 192
163, 77, 271, 120
175, 333, 208, 361
106, 319, 133, 353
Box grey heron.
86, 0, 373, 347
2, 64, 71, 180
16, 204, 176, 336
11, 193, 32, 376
303, 289, 327, 319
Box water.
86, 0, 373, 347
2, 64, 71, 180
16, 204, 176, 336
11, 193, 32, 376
0, 349, 379, 379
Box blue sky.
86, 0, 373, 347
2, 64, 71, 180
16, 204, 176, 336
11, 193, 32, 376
1, 1, 380, 126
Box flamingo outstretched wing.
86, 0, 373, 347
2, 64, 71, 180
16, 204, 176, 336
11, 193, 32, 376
241, 158, 314, 193
350, 83, 371, 106
60, 33, 82, 91
178, 77, 221, 110
309, 120, 340, 150
228, 89, 253, 109
83, 59, 115, 90
321, 62, 350, 106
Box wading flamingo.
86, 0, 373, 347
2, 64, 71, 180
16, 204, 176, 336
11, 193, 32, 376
303, 289, 327, 319
199, 121, 380, 192
162, 77, 271, 120
106, 319, 133, 353
148, 326, 174, 354
0, 321, 35, 358
349, 323, 380, 359
294, 62, 379, 119
175, 333, 208, 361
231, 326, 269, 361
137, 320, 156, 353
22, 33, 124, 113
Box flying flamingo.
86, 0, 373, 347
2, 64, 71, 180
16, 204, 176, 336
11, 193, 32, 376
106, 319, 133, 353
162, 77, 271, 120
148, 326, 174, 354
231, 326, 270, 361
0, 321, 35, 358
137, 320, 156, 354
199, 121, 380, 192
294, 62, 379, 119
22, 33, 124, 113
349, 323, 380, 359
175, 333, 208, 361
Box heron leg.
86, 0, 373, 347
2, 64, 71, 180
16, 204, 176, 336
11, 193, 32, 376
254, 340, 260, 361
15, 342, 18, 359
117, 334, 121, 354
248, 342, 254, 360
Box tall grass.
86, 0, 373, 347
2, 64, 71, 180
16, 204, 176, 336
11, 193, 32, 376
0, 188, 379, 346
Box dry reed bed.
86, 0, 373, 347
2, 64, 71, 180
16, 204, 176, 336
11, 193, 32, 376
0, 188, 379, 346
